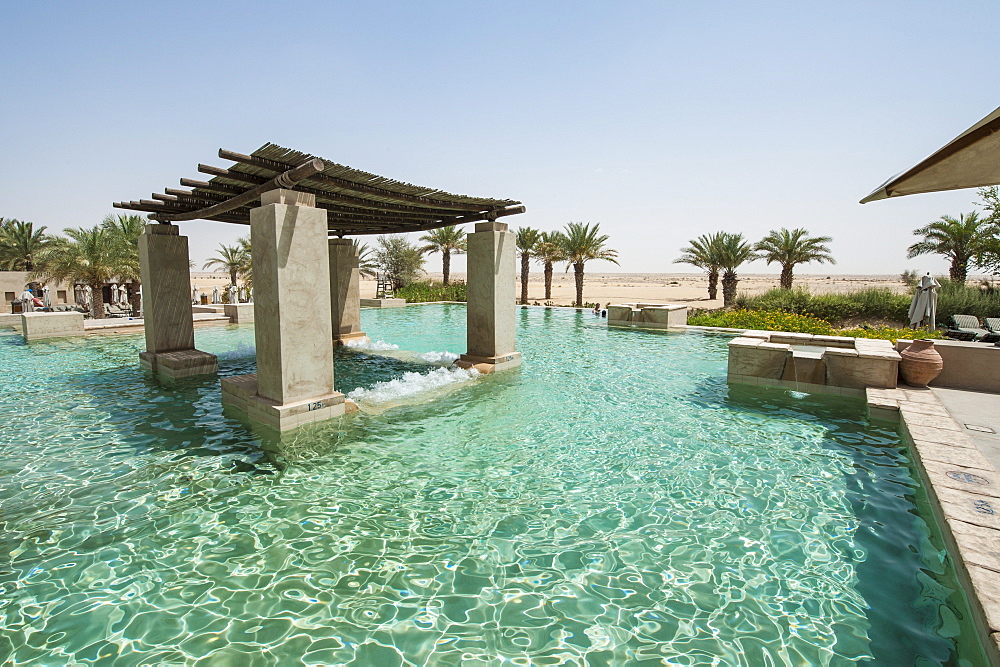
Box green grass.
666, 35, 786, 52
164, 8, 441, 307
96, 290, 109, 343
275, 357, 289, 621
395, 280, 467, 303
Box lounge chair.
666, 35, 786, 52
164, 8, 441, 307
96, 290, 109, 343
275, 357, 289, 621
946, 314, 992, 341
986, 317, 1000, 343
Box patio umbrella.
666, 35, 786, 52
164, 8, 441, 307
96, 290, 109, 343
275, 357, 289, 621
862, 105, 1000, 203
42, 285, 51, 309
119, 284, 128, 303
908, 274, 940, 331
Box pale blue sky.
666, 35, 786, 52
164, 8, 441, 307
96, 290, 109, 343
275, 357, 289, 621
1, 1, 996, 275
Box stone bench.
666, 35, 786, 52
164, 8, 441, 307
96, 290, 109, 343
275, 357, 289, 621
607, 303, 687, 329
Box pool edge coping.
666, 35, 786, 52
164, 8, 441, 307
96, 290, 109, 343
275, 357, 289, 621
869, 387, 1000, 665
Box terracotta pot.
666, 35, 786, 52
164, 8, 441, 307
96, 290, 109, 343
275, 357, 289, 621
899, 339, 943, 387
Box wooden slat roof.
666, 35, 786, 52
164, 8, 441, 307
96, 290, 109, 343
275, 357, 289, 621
114, 143, 525, 235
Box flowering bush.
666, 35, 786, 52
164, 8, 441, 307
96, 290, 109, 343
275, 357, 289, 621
836, 327, 943, 343
689, 309, 945, 342
687, 309, 833, 334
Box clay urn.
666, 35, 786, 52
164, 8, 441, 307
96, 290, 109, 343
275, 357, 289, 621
899, 339, 943, 387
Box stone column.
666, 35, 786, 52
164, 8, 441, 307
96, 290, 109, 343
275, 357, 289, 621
328, 238, 367, 345
221, 189, 345, 431
137, 224, 217, 378
457, 221, 522, 373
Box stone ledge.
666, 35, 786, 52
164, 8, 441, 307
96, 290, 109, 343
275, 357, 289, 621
21, 312, 85, 340
360, 298, 406, 308
333, 331, 368, 346
895, 388, 1000, 656
456, 351, 522, 374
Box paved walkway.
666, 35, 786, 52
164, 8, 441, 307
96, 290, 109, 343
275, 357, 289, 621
933, 387, 1000, 473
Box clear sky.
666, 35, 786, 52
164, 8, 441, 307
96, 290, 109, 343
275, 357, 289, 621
1, 1, 997, 276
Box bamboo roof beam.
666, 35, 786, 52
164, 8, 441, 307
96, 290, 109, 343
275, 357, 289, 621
218, 149, 488, 212
149, 158, 325, 223
197, 164, 478, 216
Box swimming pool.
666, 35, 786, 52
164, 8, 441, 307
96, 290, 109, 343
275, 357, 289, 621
0, 305, 988, 664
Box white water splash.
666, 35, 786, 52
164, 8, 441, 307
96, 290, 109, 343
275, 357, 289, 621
344, 337, 399, 352
417, 350, 460, 364
348, 366, 479, 406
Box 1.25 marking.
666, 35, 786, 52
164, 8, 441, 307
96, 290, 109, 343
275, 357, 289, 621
307, 401, 325, 411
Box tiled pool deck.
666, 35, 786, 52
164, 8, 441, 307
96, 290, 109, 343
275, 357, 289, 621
868, 386, 1000, 657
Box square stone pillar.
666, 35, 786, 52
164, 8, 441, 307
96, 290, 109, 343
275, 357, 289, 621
457, 221, 522, 373
137, 224, 217, 378
221, 189, 345, 431
328, 238, 367, 345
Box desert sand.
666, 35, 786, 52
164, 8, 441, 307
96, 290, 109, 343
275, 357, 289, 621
189, 270, 926, 310
411, 272, 913, 310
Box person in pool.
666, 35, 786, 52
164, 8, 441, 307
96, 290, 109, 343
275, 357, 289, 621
592, 303, 601, 315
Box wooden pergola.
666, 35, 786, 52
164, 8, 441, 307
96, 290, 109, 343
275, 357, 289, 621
114, 143, 525, 235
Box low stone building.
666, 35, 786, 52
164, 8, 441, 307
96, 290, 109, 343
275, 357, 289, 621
0, 272, 73, 310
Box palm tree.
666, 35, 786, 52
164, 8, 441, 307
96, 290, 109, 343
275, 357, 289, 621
674, 232, 725, 300
34, 227, 118, 318
102, 213, 146, 314
354, 241, 378, 279
516, 227, 542, 305
0, 218, 51, 271
561, 222, 619, 308
754, 228, 835, 289
534, 231, 566, 301
715, 232, 757, 307
419, 225, 466, 285
203, 242, 249, 286
907, 212, 993, 285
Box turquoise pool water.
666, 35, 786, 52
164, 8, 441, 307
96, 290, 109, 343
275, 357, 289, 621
0, 305, 987, 665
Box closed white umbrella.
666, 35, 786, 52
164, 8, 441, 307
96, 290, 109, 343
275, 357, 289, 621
192, 285, 199, 302
212, 286, 220, 304
42, 285, 51, 309
119, 284, 128, 304
908, 274, 940, 331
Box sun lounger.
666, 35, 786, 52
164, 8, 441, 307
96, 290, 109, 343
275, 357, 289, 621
946, 314, 993, 342
985, 317, 1000, 344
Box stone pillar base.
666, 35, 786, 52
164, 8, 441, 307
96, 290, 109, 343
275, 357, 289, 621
221, 373, 353, 431
333, 331, 368, 346
456, 351, 523, 375
224, 304, 254, 323
360, 298, 406, 308
139, 350, 218, 378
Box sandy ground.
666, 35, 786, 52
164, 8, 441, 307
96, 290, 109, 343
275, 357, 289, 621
189, 270, 928, 310
412, 272, 914, 310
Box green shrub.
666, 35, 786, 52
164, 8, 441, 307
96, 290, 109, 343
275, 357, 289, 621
735, 281, 1000, 327
395, 280, 467, 303
688, 309, 833, 334
690, 308, 945, 342
935, 278, 1000, 322
838, 327, 943, 342
735, 287, 911, 325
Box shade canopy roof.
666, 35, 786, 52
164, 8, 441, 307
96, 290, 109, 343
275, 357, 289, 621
114, 143, 525, 235
861, 106, 1000, 204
